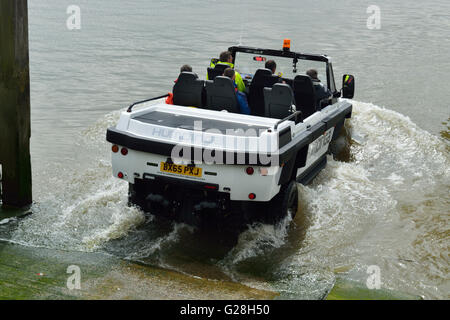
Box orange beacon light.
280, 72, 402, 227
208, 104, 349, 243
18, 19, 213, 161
283, 39, 291, 51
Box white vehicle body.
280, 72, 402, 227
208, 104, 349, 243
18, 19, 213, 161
108, 100, 350, 202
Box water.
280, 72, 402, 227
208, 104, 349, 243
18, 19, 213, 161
1, 0, 449, 299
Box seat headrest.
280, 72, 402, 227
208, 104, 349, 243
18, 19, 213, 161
272, 83, 294, 95
253, 68, 272, 78
214, 63, 230, 71
214, 76, 235, 88
178, 71, 199, 82
251, 68, 278, 87
294, 75, 313, 85
294, 75, 314, 93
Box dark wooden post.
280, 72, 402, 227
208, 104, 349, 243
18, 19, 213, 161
0, 0, 32, 208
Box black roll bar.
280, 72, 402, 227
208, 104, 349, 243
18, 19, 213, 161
228, 45, 330, 63
127, 94, 169, 113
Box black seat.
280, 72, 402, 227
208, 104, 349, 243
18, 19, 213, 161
205, 76, 239, 113
207, 63, 230, 81
263, 83, 296, 119
283, 78, 294, 87
173, 72, 205, 107
293, 75, 316, 119
248, 68, 280, 116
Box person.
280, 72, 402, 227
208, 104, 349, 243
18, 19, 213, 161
265, 59, 285, 83
209, 51, 246, 93
166, 64, 193, 104
180, 64, 192, 73
223, 68, 250, 115
265, 60, 277, 74
306, 69, 332, 107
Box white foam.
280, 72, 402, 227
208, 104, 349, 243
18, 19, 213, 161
222, 214, 293, 267
0, 218, 16, 225
11, 164, 145, 252
125, 222, 194, 261
349, 101, 449, 188
4, 100, 448, 298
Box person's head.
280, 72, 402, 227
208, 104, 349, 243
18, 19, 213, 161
223, 68, 235, 81
180, 64, 192, 73
220, 51, 233, 63
306, 69, 319, 80
265, 60, 277, 74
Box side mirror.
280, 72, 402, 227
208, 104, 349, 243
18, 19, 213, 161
342, 74, 355, 99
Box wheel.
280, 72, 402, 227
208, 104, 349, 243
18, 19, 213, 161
267, 180, 298, 223
277, 180, 298, 220
329, 119, 352, 162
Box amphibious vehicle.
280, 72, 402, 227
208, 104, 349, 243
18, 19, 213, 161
106, 41, 355, 226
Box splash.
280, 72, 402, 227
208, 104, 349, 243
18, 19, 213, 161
7, 109, 145, 252
269, 101, 449, 299
3, 99, 448, 299
216, 101, 448, 298
348, 101, 449, 187
10, 167, 145, 252
223, 215, 293, 266
124, 222, 195, 262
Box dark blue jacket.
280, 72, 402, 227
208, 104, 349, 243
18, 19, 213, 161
234, 84, 250, 115
312, 79, 331, 107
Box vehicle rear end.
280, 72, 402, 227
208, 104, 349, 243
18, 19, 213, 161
107, 103, 293, 225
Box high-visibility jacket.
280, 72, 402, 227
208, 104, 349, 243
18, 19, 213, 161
209, 60, 246, 93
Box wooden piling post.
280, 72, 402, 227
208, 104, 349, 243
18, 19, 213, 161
0, 0, 32, 208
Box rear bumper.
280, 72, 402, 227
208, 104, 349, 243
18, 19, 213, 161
111, 149, 282, 201
129, 177, 232, 220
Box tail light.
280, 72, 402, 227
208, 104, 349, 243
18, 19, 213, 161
246, 167, 254, 175
248, 193, 256, 200
118, 172, 124, 179
112, 145, 119, 153
121, 148, 128, 156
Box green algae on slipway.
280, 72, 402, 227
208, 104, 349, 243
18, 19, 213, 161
326, 278, 421, 300
0, 241, 277, 300
0, 241, 423, 300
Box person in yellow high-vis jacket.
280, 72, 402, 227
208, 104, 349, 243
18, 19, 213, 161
208, 51, 246, 93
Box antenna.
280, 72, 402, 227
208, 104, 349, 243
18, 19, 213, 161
237, 34, 243, 46
235, 0, 245, 46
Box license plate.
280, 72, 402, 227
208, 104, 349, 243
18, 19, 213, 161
160, 162, 202, 178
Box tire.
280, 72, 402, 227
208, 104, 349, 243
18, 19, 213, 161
267, 180, 298, 223
329, 119, 352, 162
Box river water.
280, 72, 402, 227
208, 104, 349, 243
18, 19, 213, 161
0, 0, 449, 299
